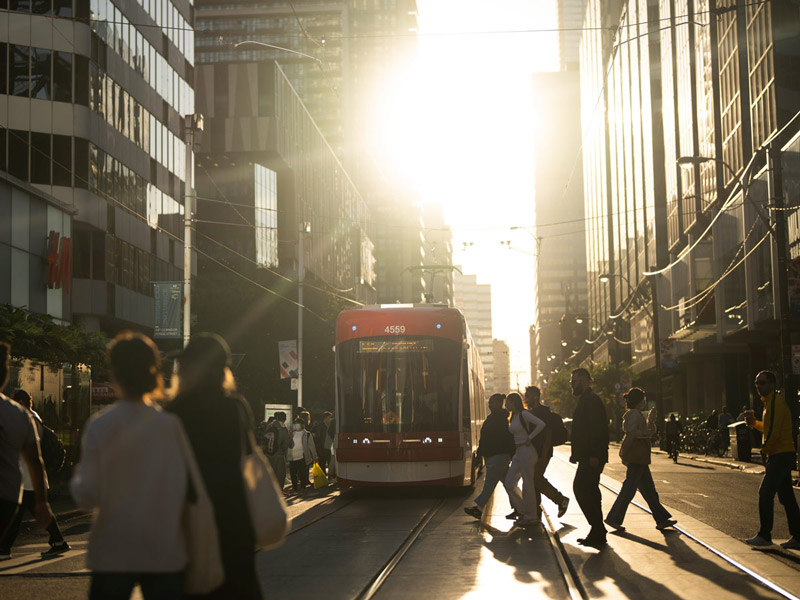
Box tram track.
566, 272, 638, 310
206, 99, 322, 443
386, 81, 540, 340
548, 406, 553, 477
551, 455, 800, 600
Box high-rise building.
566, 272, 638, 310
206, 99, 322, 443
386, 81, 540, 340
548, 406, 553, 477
422, 203, 454, 306
531, 69, 588, 385
556, 0, 588, 70
453, 269, 493, 394
0, 0, 195, 335
492, 338, 510, 393
372, 196, 425, 304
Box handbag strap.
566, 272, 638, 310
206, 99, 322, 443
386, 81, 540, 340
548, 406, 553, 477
234, 398, 255, 459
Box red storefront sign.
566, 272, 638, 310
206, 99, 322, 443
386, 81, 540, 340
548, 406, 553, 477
46, 231, 72, 293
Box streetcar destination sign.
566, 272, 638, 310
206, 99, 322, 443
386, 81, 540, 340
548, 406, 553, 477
358, 339, 434, 353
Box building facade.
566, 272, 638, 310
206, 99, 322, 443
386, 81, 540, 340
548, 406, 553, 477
492, 338, 510, 393
453, 269, 493, 394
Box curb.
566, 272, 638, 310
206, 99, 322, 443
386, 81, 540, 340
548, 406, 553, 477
610, 441, 766, 474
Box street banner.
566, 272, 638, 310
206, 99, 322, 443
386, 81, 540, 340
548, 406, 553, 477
279, 340, 298, 379
154, 282, 182, 339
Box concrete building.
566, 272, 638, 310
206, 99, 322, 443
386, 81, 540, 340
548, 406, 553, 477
421, 203, 454, 306
556, 0, 587, 70
492, 338, 510, 394
453, 269, 493, 394
530, 70, 588, 386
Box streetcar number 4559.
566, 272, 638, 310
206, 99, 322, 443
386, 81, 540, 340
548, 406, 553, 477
384, 325, 406, 334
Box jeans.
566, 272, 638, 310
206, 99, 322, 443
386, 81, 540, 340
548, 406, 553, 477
758, 451, 800, 540
607, 463, 671, 525
89, 571, 184, 600
289, 458, 310, 490
504, 445, 538, 519
268, 454, 287, 490
534, 454, 566, 509
318, 449, 332, 474
574, 460, 606, 536
0, 490, 64, 551
473, 453, 511, 508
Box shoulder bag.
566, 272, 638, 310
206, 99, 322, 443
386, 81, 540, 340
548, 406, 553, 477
176, 423, 225, 594
237, 402, 291, 550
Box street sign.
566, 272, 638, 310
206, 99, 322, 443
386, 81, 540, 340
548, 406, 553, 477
153, 282, 182, 339
279, 340, 298, 379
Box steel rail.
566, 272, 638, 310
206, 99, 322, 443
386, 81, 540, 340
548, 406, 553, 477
286, 494, 359, 537
356, 498, 444, 600
541, 507, 588, 600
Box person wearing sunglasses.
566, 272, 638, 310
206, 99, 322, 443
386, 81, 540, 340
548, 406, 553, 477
745, 370, 800, 549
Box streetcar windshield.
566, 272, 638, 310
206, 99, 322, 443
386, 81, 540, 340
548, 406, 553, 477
337, 336, 461, 433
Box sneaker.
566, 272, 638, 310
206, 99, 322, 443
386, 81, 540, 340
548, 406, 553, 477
577, 535, 607, 548
745, 535, 773, 547
505, 509, 520, 520
464, 506, 482, 520
656, 519, 678, 531
41, 542, 70, 558
558, 497, 570, 518
604, 518, 626, 532
781, 537, 800, 550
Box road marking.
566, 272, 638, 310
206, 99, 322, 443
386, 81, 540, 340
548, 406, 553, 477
0, 550, 87, 576
680, 499, 702, 508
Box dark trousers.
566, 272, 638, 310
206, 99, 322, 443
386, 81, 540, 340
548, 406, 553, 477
89, 571, 184, 600
0, 499, 18, 542
534, 454, 566, 511
758, 451, 800, 540
267, 455, 287, 490
574, 460, 606, 537
188, 555, 262, 600
0, 490, 64, 551
318, 449, 332, 473
289, 458, 310, 490
607, 463, 671, 525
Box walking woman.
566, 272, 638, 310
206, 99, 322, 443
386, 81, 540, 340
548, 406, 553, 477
605, 388, 677, 531
504, 392, 546, 526
288, 417, 317, 491
168, 333, 262, 600
71, 332, 190, 599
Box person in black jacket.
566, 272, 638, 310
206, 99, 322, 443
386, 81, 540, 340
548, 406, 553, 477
464, 393, 516, 520
167, 333, 262, 600
569, 368, 610, 548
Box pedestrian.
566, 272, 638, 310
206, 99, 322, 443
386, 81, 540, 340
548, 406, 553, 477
464, 393, 515, 520
503, 392, 546, 527
605, 388, 677, 532
0, 343, 54, 548
288, 417, 317, 491
569, 367, 610, 548
265, 412, 293, 493
719, 406, 734, 430
524, 386, 570, 518
745, 370, 800, 549
314, 411, 334, 475
0, 389, 70, 559
70, 332, 192, 599
665, 414, 682, 463
705, 409, 719, 430
167, 333, 264, 599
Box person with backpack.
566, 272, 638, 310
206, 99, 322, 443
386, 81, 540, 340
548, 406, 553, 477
503, 392, 546, 527
0, 389, 70, 560
524, 386, 570, 519
464, 393, 515, 520
266, 412, 293, 493
745, 370, 800, 549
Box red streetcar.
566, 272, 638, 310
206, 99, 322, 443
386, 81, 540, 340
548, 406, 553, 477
334, 304, 486, 488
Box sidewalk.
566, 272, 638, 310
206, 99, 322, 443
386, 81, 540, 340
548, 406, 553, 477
543, 448, 800, 598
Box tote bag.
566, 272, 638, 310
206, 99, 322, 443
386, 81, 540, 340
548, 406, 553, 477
619, 432, 651, 465
176, 425, 225, 594
238, 405, 291, 550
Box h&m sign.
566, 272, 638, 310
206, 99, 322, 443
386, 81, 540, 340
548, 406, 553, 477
46, 231, 72, 293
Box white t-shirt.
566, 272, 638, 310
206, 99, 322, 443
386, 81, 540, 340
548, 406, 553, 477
290, 430, 305, 461
509, 411, 546, 445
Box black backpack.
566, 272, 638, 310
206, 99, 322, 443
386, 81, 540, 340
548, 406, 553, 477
262, 423, 279, 456
39, 424, 65, 474
547, 409, 570, 446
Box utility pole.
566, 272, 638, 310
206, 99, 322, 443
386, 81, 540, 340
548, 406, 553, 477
297, 221, 310, 408
183, 114, 203, 348
648, 272, 664, 431
768, 145, 795, 403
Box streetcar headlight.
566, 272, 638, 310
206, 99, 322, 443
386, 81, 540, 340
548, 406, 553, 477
362, 438, 371, 444
437, 437, 443, 443
353, 439, 358, 444
351, 325, 357, 331
435, 323, 442, 329
423, 437, 432, 444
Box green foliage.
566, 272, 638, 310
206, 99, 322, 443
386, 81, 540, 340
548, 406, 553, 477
0, 304, 106, 369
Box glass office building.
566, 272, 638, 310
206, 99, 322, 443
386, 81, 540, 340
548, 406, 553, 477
0, 0, 195, 333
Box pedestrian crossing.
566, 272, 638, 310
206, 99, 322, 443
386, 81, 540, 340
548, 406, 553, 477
0, 541, 88, 576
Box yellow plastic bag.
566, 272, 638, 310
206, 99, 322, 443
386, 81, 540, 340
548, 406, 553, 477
312, 462, 328, 488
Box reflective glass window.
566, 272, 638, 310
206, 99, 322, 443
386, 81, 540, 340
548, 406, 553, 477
74, 54, 89, 105
54, 0, 72, 17
10, 45, 30, 97
0, 44, 7, 95
53, 51, 72, 102
8, 129, 29, 181
53, 135, 72, 186
10, 0, 31, 11
31, 48, 52, 100
32, 0, 52, 14
75, 137, 88, 189
30, 132, 51, 184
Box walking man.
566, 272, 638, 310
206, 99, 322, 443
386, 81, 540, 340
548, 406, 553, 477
267, 412, 293, 493
0, 343, 54, 547
745, 370, 800, 548
524, 386, 570, 518
569, 368, 609, 548
464, 393, 515, 520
